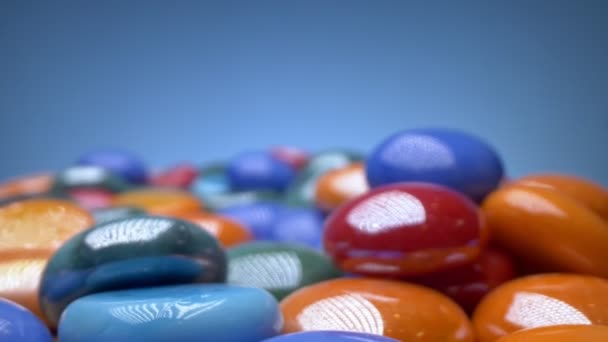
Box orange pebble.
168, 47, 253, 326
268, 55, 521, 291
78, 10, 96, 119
481, 185, 608, 277
280, 278, 474, 342
171, 211, 252, 247
495, 325, 608, 342
0, 173, 53, 200
112, 188, 202, 215
473, 274, 608, 342
0, 251, 48, 323
0, 198, 94, 254
314, 163, 368, 211
514, 173, 608, 221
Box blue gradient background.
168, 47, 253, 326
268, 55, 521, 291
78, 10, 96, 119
1, 1, 606, 184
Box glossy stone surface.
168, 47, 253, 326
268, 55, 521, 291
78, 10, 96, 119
315, 163, 369, 212
270, 146, 310, 171
219, 202, 287, 240
39, 216, 227, 327
0, 173, 53, 200
0, 298, 52, 342
91, 206, 147, 224
472, 274, 608, 342
280, 278, 474, 342
228, 151, 295, 192
192, 164, 231, 198
112, 188, 203, 215
171, 211, 253, 247
50, 165, 131, 195
272, 207, 325, 248
0, 198, 94, 255
513, 173, 608, 220
58, 284, 282, 342
286, 151, 362, 206
411, 247, 516, 313
365, 128, 503, 202
67, 188, 114, 210
202, 190, 284, 212
0, 252, 48, 323
482, 184, 608, 277
324, 182, 483, 277
149, 163, 198, 189
228, 242, 342, 300
262, 331, 399, 342
77, 149, 148, 184
495, 325, 608, 342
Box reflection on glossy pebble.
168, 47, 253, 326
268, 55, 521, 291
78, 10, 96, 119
494, 325, 608, 342
39, 216, 226, 328
280, 278, 474, 341
262, 330, 400, 342
228, 242, 342, 300
0, 298, 52, 342
58, 284, 282, 342
473, 274, 608, 342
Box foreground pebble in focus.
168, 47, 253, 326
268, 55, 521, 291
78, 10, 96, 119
0, 298, 52, 342
472, 274, 608, 342
324, 182, 483, 277
280, 278, 474, 342
494, 325, 608, 342
58, 284, 282, 342
262, 331, 399, 342
39, 216, 227, 327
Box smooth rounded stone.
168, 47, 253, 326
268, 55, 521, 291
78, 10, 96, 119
280, 278, 474, 342
192, 164, 232, 198
270, 146, 310, 171
172, 211, 253, 247
314, 162, 369, 212
286, 151, 362, 207
58, 284, 282, 342
494, 325, 608, 342
365, 128, 504, 202
262, 331, 399, 342
67, 188, 114, 210
228, 242, 342, 300
112, 188, 203, 216
77, 149, 148, 184
50, 165, 132, 195
0, 173, 53, 201
149, 163, 198, 189
219, 202, 287, 240
271, 207, 325, 249
472, 274, 608, 342
324, 182, 483, 277
39, 216, 227, 327
0, 198, 94, 255
228, 151, 296, 192
0, 251, 50, 323
91, 206, 147, 224
202, 190, 284, 212
482, 184, 608, 277
0, 298, 53, 342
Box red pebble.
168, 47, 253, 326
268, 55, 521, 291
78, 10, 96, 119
270, 146, 310, 170
324, 182, 483, 277
411, 247, 517, 313
150, 163, 198, 189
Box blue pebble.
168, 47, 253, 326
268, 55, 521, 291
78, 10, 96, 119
271, 207, 325, 249
77, 148, 147, 184
228, 151, 295, 192
365, 128, 504, 202
58, 284, 283, 342
0, 298, 53, 342
219, 202, 286, 240
262, 331, 399, 342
